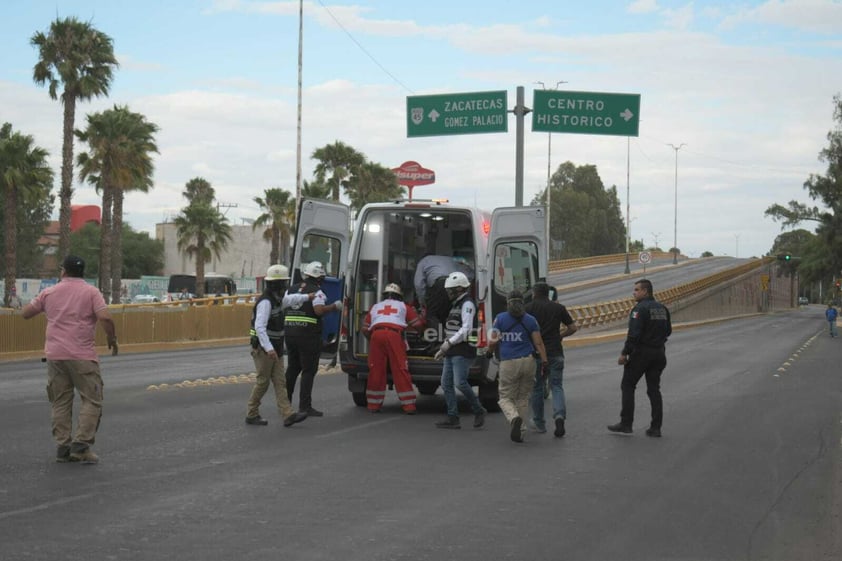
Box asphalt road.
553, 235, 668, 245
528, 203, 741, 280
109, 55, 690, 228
1, 307, 840, 561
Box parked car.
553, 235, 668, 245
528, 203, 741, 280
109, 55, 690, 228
132, 294, 160, 304
798, 296, 809, 305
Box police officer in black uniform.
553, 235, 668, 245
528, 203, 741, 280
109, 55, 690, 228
608, 279, 672, 437
284, 261, 342, 417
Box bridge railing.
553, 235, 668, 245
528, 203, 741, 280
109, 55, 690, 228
565, 257, 772, 329
0, 259, 772, 358
549, 251, 675, 272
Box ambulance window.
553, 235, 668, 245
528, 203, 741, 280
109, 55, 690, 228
491, 241, 540, 313
301, 233, 342, 277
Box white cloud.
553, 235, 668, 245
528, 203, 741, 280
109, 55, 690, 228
628, 0, 659, 15
720, 0, 842, 34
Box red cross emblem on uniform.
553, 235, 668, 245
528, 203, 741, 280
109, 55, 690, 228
379, 304, 399, 316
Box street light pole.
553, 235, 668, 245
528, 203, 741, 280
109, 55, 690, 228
535, 80, 566, 260
735, 233, 740, 258
625, 136, 631, 274
668, 143, 686, 265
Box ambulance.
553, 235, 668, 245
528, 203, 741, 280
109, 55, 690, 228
290, 197, 547, 411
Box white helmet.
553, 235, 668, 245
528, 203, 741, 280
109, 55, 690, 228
444, 271, 470, 289
382, 283, 402, 296
265, 264, 290, 281
302, 261, 326, 279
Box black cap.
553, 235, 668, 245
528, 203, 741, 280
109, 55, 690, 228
62, 255, 85, 277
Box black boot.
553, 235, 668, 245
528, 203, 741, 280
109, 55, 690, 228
435, 415, 461, 429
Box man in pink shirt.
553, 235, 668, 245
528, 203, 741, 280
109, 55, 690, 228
22, 255, 118, 464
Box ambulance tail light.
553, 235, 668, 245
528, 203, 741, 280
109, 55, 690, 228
339, 296, 350, 351
476, 301, 488, 350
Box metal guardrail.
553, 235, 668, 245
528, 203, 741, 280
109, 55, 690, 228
565, 257, 772, 329
0, 259, 771, 357
548, 251, 675, 272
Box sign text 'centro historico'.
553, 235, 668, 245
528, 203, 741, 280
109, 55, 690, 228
406, 90, 508, 137
532, 89, 640, 137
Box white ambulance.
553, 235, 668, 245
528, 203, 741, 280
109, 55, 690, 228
290, 197, 547, 411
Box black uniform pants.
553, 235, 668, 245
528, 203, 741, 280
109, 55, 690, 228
425, 276, 450, 325
620, 346, 666, 429
285, 334, 322, 411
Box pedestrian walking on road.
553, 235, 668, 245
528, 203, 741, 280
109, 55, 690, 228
525, 282, 578, 438
361, 283, 425, 413
608, 279, 672, 437
245, 264, 311, 427
486, 289, 548, 443
21, 255, 118, 464
283, 261, 342, 417
825, 304, 838, 338
433, 272, 486, 430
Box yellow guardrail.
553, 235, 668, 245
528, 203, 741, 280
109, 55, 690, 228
0, 295, 258, 359
565, 257, 773, 329
549, 251, 675, 272
0, 259, 774, 358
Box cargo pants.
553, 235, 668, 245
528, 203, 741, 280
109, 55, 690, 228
46, 360, 103, 452
249, 348, 296, 419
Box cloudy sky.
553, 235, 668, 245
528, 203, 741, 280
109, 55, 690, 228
2, 0, 841, 258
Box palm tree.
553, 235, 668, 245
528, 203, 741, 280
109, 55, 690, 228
345, 161, 403, 213
183, 177, 215, 206
311, 141, 364, 201
31, 17, 118, 269
76, 105, 159, 303
253, 188, 294, 265
0, 123, 53, 306
173, 179, 232, 298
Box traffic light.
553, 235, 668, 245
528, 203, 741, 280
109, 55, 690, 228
776, 253, 792, 261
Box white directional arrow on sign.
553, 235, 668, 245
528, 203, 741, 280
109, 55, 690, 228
428, 109, 440, 122
620, 109, 634, 122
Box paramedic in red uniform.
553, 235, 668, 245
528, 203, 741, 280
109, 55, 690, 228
361, 283, 425, 414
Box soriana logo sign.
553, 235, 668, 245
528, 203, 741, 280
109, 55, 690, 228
391, 161, 435, 187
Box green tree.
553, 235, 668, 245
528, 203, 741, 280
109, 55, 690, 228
70, 222, 164, 279
531, 161, 627, 258
311, 141, 365, 201
173, 179, 232, 298
766, 94, 842, 282
344, 161, 403, 214
31, 17, 118, 267
701, 250, 714, 257
253, 187, 294, 265
76, 105, 159, 303
0, 123, 54, 305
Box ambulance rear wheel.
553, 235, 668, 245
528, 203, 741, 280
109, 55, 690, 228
417, 383, 438, 396
352, 392, 367, 407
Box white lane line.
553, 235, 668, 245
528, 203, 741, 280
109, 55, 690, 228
0, 493, 94, 520
316, 417, 399, 438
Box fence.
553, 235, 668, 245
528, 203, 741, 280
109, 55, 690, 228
0, 258, 782, 359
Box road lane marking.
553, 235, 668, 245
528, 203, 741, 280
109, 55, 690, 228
316, 417, 399, 439
0, 493, 94, 520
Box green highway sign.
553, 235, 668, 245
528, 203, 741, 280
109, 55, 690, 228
532, 89, 640, 137
407, 90, 508, 137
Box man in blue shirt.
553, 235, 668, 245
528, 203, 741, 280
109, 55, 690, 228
486, 290, 548, 443
826, 304, 838, 337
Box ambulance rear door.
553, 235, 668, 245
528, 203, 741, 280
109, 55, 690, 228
290, 198, 351, 347
486, 205, 547, 322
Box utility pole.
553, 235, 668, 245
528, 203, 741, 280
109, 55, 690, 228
534, 81, 566, 260
625, 136, 631, 274
295, 0, 304, 228
512, 86, 531, 207
668, 143, 686, 265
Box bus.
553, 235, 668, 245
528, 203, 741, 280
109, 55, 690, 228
167, 273, 237, 300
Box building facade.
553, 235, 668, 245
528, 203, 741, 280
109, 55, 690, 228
155, 222, 275, 278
